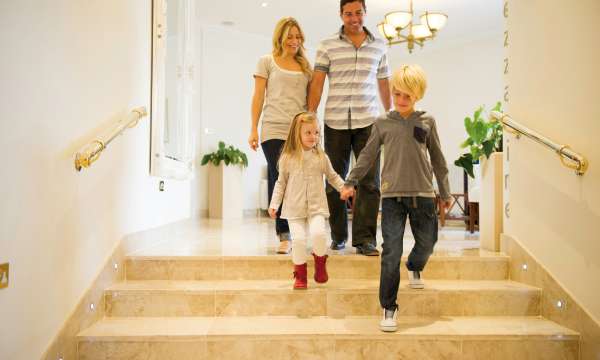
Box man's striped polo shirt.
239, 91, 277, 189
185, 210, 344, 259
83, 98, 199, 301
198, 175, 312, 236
314, 26, 391, 130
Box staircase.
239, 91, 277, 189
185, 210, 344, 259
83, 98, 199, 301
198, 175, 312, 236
76, 245, 579, 359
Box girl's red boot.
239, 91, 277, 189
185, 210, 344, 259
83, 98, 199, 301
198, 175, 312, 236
312, 253, 329, 283
293, 263, 308, 289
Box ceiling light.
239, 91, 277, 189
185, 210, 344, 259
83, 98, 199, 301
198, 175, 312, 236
378, 0, 447, 53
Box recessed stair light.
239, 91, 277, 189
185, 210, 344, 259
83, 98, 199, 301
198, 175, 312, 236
521, 263, 528, 271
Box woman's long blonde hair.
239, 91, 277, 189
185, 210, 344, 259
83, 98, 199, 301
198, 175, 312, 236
278, 112, 325, 171
272, 17, 313, 78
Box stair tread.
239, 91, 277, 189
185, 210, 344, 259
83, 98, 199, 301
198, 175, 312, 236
78, 316, 578, 340
105, 279, 539, 293
126, 252, 509, 261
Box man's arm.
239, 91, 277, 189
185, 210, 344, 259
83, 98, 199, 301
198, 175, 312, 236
378, 78, 391, 112
308, 70, 326, 112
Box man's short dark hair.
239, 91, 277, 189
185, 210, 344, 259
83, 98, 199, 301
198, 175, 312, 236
340, 0, 366, 13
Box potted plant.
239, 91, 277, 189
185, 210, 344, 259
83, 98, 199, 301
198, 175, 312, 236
200, 141, 248, 219
454, 101, 503, 178
454, 102, 503, 251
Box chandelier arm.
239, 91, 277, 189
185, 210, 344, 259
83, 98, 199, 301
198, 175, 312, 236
388, 38, 409, 45
395, 33, 410, 41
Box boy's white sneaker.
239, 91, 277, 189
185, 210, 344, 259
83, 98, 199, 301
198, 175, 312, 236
379, 308, 397, 332
408, 270, 425, 289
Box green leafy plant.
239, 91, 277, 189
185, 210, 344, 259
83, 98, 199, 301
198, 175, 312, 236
454, 102, 503, 178
200, 141, 248, 168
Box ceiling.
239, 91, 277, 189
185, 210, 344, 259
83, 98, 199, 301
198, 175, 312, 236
193, 0, 504, 49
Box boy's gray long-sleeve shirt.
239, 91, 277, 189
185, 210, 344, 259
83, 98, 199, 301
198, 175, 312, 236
346, 110, 451, 200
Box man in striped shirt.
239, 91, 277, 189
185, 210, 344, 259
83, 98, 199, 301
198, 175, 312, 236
308, 0, 391, 256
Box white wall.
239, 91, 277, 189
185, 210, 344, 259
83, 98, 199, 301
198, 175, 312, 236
192, 26, 270, 214
387, 31, 505, 193
506, 0, 600, 321
0, 1, 192, 359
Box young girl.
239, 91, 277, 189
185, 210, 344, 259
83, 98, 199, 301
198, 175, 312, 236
268, 112, 345, 289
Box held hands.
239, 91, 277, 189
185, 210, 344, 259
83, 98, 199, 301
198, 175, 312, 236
248, 130, 259, 151
268, 207, 277, 219
339, 186, 355, 201
440, 198, 452, 210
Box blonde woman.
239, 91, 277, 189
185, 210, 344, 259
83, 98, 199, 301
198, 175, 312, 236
269, 112, 345, 289
250, 17, 312, 254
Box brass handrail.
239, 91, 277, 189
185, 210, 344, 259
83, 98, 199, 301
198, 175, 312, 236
74, 107, 148, 171
490, 111, 589, 176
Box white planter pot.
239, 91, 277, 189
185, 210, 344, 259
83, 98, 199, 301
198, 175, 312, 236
479, 152, 503, 251
207, 163, 243, 219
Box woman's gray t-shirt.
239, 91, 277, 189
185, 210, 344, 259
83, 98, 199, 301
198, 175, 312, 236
254, 54, 310, 142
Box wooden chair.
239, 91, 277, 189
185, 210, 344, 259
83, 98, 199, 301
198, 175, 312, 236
437, 171, 479, 233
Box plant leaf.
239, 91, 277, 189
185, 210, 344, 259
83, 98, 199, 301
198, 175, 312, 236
454, 153, 475, 178
474, 106, 483, 121
460, 138, 473, 149
482, 140, 495, 158
200, 154, 210, 166
492, 101, 502, 112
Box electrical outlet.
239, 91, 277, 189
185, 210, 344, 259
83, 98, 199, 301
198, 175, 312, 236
0, 263, 8, 289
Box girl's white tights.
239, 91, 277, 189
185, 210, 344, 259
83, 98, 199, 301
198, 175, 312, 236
288, 215, 327, 265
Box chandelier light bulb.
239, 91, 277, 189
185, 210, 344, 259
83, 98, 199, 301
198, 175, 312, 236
378, 22, 397, 40
420, 12, 448, 32
385, 11, 412, 29
412, 24, 433, 39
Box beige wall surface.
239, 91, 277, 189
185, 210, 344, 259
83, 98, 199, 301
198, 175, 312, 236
505, 0, 600, 321
0, 1, 192, 359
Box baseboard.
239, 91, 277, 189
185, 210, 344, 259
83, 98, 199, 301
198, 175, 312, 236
41, 241, 126, 360
501, 233, 600, 359
195, 208, 269, 219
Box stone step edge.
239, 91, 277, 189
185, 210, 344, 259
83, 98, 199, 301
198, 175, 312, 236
77, 316, 579, 341
125, 254, 509, 262
104, 280, 540, 294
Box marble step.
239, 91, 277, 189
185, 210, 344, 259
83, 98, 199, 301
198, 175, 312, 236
125, 253, 509, 281
105, 280, 541, 318
77, 316, 579, 360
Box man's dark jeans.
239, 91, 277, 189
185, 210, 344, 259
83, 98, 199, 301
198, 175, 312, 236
261, 139, 289, 236
324, 124, 380, 247
379, 197, 438, 311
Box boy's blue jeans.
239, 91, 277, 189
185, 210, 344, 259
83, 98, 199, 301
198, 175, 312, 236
379, 197, 438, 311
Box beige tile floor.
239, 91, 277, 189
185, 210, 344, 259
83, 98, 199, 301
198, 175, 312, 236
126, 216, 482, 257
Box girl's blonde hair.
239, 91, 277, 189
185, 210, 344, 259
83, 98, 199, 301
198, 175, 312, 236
272, 17, 313, 78
278, 112, 325, 171
390, 64, 427, 101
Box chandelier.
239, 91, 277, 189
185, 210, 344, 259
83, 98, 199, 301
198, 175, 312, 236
378, 0, 448, 53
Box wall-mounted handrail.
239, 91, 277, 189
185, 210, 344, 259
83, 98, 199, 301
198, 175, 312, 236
490, 111, 588, 176
74, 107, 148, 171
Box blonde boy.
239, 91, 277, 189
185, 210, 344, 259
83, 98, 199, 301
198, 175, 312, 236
341, 65, 452, 332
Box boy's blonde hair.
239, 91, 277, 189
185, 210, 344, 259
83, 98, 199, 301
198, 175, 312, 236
278, 112, 325, 171
390, 64, 427, 101
272, 17, 313, 78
